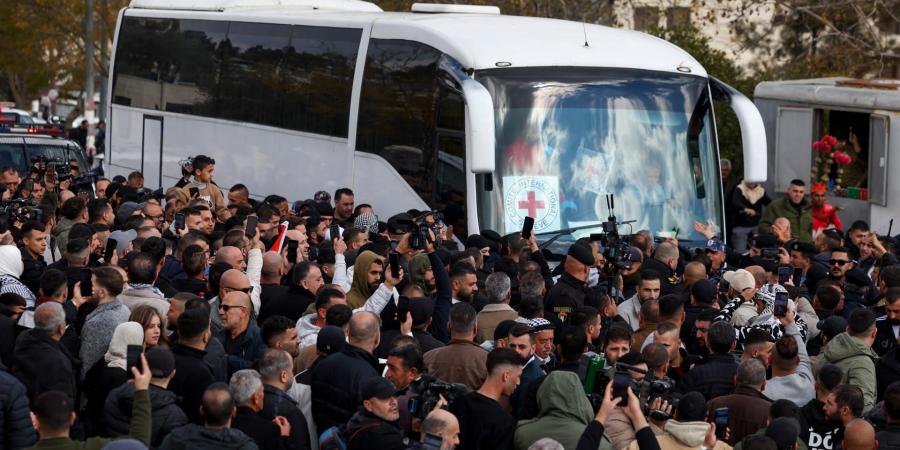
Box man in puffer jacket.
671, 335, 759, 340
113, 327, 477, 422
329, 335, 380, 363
631, 392, 731, 450
104, 348, 188, 448
0, 362, 36, 449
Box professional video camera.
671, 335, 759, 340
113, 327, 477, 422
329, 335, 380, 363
30, 155, 74, 181
580, 355, 679, 420
0, 198, 43, 233
587, 195, 635, 295
406, 211, 445, 251
407, 378, 468, 420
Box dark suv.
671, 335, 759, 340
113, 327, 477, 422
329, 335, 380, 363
0, 133, 90, 177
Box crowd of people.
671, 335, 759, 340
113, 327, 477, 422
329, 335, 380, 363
0, 153, 895, 450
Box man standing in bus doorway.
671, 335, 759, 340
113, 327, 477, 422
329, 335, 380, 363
811, 182, 843, 234
175, 155, 232, 224
758, 179, 813, 243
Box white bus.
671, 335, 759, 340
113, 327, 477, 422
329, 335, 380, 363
107, 0, 767, 244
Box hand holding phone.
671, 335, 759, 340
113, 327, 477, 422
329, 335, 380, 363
286, 239, 299, 263
777, 266, 791, 285
714, 407, 729, 439
126, 345, 142, 378
104, 238, 118, 264
521, 216, 535, 240
330, 224, 340, 246
189, 187, 200, 199
245, 215, 258, 239
173, 213, 185, 233
389, 252, 400, 279
773, 291, 789, 317
612, 373, 630, 407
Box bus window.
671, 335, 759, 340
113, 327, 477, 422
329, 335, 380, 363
219, 22, 291, 126
112, 16, 174, 109
357, 39, 443, 205
163, 19, 229, 116
282, 26, 361, 137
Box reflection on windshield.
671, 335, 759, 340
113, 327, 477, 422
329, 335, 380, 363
476, 68, 721, 242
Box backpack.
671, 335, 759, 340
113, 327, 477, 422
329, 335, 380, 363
318, 422, 380, 450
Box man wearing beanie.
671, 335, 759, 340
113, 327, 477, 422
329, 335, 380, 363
105, 347, 188, 447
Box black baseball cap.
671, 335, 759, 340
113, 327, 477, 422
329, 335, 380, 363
360, 377, 397, 400
817, 316, 848, 340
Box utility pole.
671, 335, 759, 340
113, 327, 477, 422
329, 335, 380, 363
84, 0, 94, 120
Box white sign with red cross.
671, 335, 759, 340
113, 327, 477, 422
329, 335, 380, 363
502, 176, 561, 235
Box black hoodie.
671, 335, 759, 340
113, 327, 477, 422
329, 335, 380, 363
799, 398, 841, 450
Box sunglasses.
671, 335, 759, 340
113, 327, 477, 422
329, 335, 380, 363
829, 259, 850, 266
218, 304, 246, 312
224, 286, 254, 294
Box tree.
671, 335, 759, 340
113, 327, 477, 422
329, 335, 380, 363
0, 0, 127, 112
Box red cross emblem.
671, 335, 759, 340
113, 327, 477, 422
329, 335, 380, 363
518, 191, 546, 217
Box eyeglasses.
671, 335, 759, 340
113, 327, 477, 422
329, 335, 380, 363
224, 285, 253, 294
218, 304, 246, 312
829, 259, 850, 266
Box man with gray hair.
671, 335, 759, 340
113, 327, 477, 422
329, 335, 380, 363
230, 369, 291, 449
13, 302, 77, 402
707, 358, 773, 446
259, 349, 311, 450
475, 272, 517, 344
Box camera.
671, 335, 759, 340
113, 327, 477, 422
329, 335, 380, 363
0, 198, 43, 233
407, 379, 468, 419
407, 211, 444, 251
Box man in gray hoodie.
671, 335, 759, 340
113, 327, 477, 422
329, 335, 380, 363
763, 303, 815, 406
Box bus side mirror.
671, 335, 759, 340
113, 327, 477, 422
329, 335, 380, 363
462, 79, 496, 174
710, 77, 767, 184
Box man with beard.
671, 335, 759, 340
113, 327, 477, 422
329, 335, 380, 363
875, 288, 900, 356
758, 179, 812, 243
617, 270, 661, 331
345, 377, 406, 450
799, 364, 843, 450
450, 262, 478, 305
822, 384, 864, 449
811, 182, 843, 233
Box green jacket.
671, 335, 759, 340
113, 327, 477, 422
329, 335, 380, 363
758, 196, 813, 243
824, 333, 879, 412
27, 389, 151, 450
514, 371, 613, 450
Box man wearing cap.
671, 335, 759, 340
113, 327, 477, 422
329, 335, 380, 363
706, 237, 728, 283
809, 315, 846, 370
759, 179, 813, 243
344, 377, 406, 450
810, 182, 843, 233
545, 243, 592, 320
105, 347, 189, 447
723, 269, 759, 326
527, 317, 556, 371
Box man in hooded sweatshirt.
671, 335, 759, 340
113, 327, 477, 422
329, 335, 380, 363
347, 251, 386, 309
637, 391, 730, 450
0, 245, 37, 327
513, 371, 604, 450
823, 308, 879, 412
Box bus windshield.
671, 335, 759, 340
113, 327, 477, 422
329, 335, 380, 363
475, 67, 722, 243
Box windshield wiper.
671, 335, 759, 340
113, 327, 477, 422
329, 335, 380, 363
535, 223, 606, 250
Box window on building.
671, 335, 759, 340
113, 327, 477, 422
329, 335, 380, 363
633, 7, 661, 31
666, 7, 691, 29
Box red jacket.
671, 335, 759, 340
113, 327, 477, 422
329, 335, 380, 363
813, 203, 842, 231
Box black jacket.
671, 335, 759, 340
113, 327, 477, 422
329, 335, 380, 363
878, 346, 900, 402
875, 317, 897, 357
311, 344, 380, 431
218, 324, 267, 376
232, 406, 286, 450
261, 384, 311, 450
545, 272, 588, 315
83, 363, 127, 436
345, 410, 407, 450
678, 353, 738, 401
258, 286, 313, 324
258, 283, 289, 309
169, 344, 217, 424
12, 328, 78, 403
0, 364, 36, 449
105, 383, 189, 448
0, 315, 16, 369
798, 398, 841, 450
877, 423, 900, 450
158, 423, 259, 450
19, 248, 46, 296
412, 330, 445, 354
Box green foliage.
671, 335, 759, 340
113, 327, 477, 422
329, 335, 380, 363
649, 25, 763, 178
